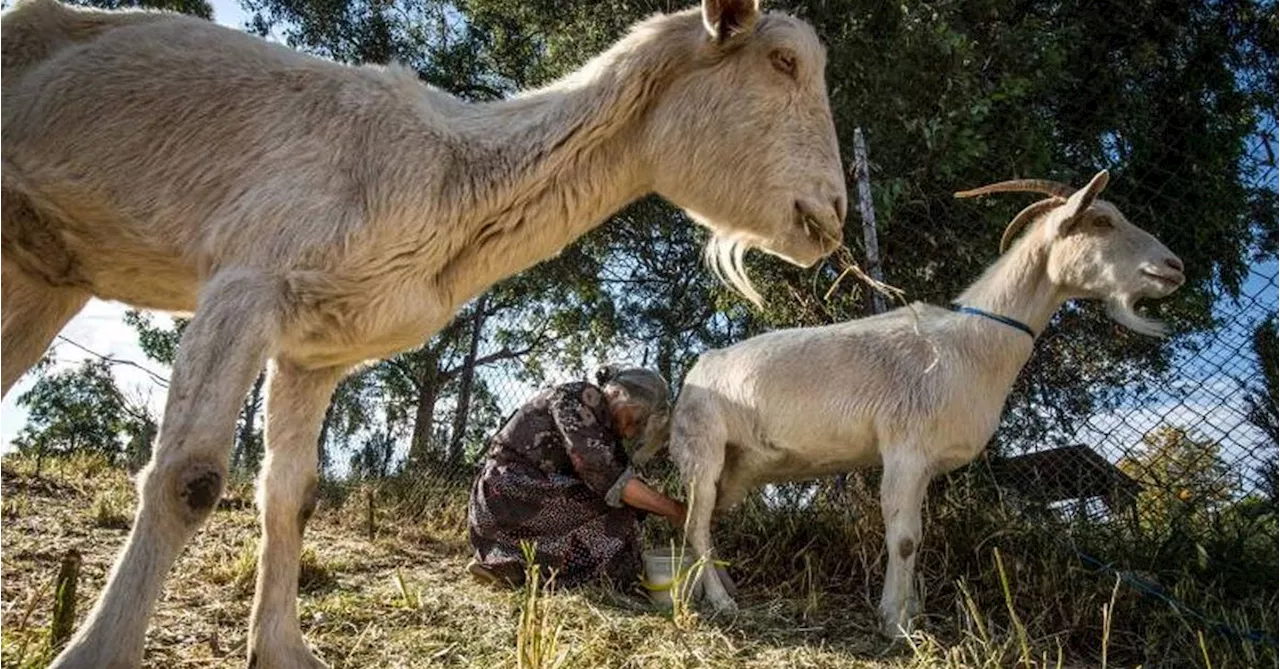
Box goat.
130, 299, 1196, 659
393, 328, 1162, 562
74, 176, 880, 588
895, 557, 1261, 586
0, 0, 846, 666
668, 170, 1185, 636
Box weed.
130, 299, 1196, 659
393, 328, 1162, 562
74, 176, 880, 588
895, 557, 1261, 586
91, 489, 131, 529
1, 453, 1274, 669
3, 494, 31, 519
515, 541, 567, 669
394, 569, 421, 610
299, 547, 336, 593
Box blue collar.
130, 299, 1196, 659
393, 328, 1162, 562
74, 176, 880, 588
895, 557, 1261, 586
947, 304, 1037, 339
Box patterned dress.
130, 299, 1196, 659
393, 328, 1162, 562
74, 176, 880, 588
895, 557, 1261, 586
468, 382, 644, 588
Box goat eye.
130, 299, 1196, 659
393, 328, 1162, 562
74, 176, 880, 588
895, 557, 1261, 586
1092, 217, 1114, 230
769, 49, 797, 78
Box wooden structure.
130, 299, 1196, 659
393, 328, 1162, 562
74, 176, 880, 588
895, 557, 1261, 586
989, 444, 1142, 516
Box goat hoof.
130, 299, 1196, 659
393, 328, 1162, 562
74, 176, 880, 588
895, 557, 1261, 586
49, 640, 141, 669
247, 644, 328, 669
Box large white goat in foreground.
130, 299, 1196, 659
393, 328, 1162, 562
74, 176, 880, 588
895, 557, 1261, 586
1, 0, 846, 666
670, 170, 1186, 635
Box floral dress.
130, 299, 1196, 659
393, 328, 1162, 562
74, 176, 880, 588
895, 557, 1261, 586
467, 382, 643, 588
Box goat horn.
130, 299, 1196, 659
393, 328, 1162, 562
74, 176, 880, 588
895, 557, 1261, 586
954, 179, 1076, 199
1000, 197, 1064, 253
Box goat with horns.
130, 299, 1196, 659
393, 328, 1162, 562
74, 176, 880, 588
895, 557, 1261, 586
668, 170, 1185, 636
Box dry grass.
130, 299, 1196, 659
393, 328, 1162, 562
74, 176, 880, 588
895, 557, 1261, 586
0, 455, 1273, 669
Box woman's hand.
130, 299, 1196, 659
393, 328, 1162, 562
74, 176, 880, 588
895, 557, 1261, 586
663, 501, 687, 529
621, 478, 686, 529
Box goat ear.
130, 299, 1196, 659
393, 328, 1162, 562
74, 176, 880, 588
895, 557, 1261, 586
702, 0, 760, 42
1049, 170, 1109, 240
1061, 170, 1109, 220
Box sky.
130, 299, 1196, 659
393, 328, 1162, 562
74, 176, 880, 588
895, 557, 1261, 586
211, 0, 249, 30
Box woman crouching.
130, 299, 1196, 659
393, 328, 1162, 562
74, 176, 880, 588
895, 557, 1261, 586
467, 364, 685, 589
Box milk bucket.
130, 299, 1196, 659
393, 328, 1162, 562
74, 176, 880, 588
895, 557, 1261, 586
641, 546, 705, 607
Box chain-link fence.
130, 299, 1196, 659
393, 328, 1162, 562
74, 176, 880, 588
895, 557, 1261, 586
967, 124, 1280, 565
373, 126, 1277, 623
0, 1, 1273, 665
0, 0, 1265, 595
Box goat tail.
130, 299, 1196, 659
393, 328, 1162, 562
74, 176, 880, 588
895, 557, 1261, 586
2, 0, 170, 84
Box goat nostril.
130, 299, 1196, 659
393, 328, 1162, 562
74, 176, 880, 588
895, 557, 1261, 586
1165, 257, 1184, 273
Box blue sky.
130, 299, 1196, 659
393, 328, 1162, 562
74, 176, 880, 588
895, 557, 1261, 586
210, 0, 249, 29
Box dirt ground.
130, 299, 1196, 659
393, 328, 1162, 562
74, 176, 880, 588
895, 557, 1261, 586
0, 457, 907, 669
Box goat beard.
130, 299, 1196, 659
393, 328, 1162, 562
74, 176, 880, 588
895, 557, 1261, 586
704, 234, 763, 307
1106, 294, 1169, 337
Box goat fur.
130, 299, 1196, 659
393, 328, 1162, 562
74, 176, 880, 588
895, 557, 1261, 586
669, 171, 1186, 635
1, 0, 846, 666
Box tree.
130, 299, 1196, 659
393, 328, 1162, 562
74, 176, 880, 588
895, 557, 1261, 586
12, 358, 154, 473
1118, 425, 1239, 531
8, 0, 1269, 484
463, 0, 1278, 454
1117, 428, 1276, 596
240, 0, 1277, 478
122, 310, 186, 368
330, 267, 614, 477
1243, 314, 1278, 503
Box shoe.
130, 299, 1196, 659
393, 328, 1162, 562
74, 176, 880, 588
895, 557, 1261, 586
467, 559, 502, 587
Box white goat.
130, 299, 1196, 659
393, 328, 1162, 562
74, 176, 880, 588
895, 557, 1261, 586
0, 0, 846, 666
669, 170, 1186, 635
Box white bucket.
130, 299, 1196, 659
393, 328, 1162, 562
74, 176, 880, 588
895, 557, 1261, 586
641, 547, 705, 608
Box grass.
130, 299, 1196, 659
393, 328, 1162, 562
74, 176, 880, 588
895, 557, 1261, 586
515, 541, 567, 669
90, 488, 132, 530
0, 454, 1274, 669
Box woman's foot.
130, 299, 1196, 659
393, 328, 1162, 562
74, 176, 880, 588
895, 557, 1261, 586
467, 559, 503, 587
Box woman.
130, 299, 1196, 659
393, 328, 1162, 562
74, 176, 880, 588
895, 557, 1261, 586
467, 364, 686, 589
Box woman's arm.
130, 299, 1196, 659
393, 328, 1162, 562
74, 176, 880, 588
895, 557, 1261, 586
547, 384, 684, 525
549, 384, 636, 505
620, 478, 686, 528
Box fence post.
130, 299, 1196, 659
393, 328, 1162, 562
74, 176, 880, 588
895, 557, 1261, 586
836, 128, 886, 498
49, 549, 80, 653
852, 127, 887, 316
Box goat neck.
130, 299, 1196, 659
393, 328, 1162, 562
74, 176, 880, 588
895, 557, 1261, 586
952, 233, 1067, 348
433, 14, 705, 306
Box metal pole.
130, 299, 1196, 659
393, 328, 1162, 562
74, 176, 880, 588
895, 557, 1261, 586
853, 127, 886, 315
836, 128, 888, 500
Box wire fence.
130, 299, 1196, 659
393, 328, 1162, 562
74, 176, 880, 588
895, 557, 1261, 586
376, 130, 1277, 614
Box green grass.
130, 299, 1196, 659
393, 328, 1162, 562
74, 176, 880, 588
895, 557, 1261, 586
1, 454, 1274, 669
